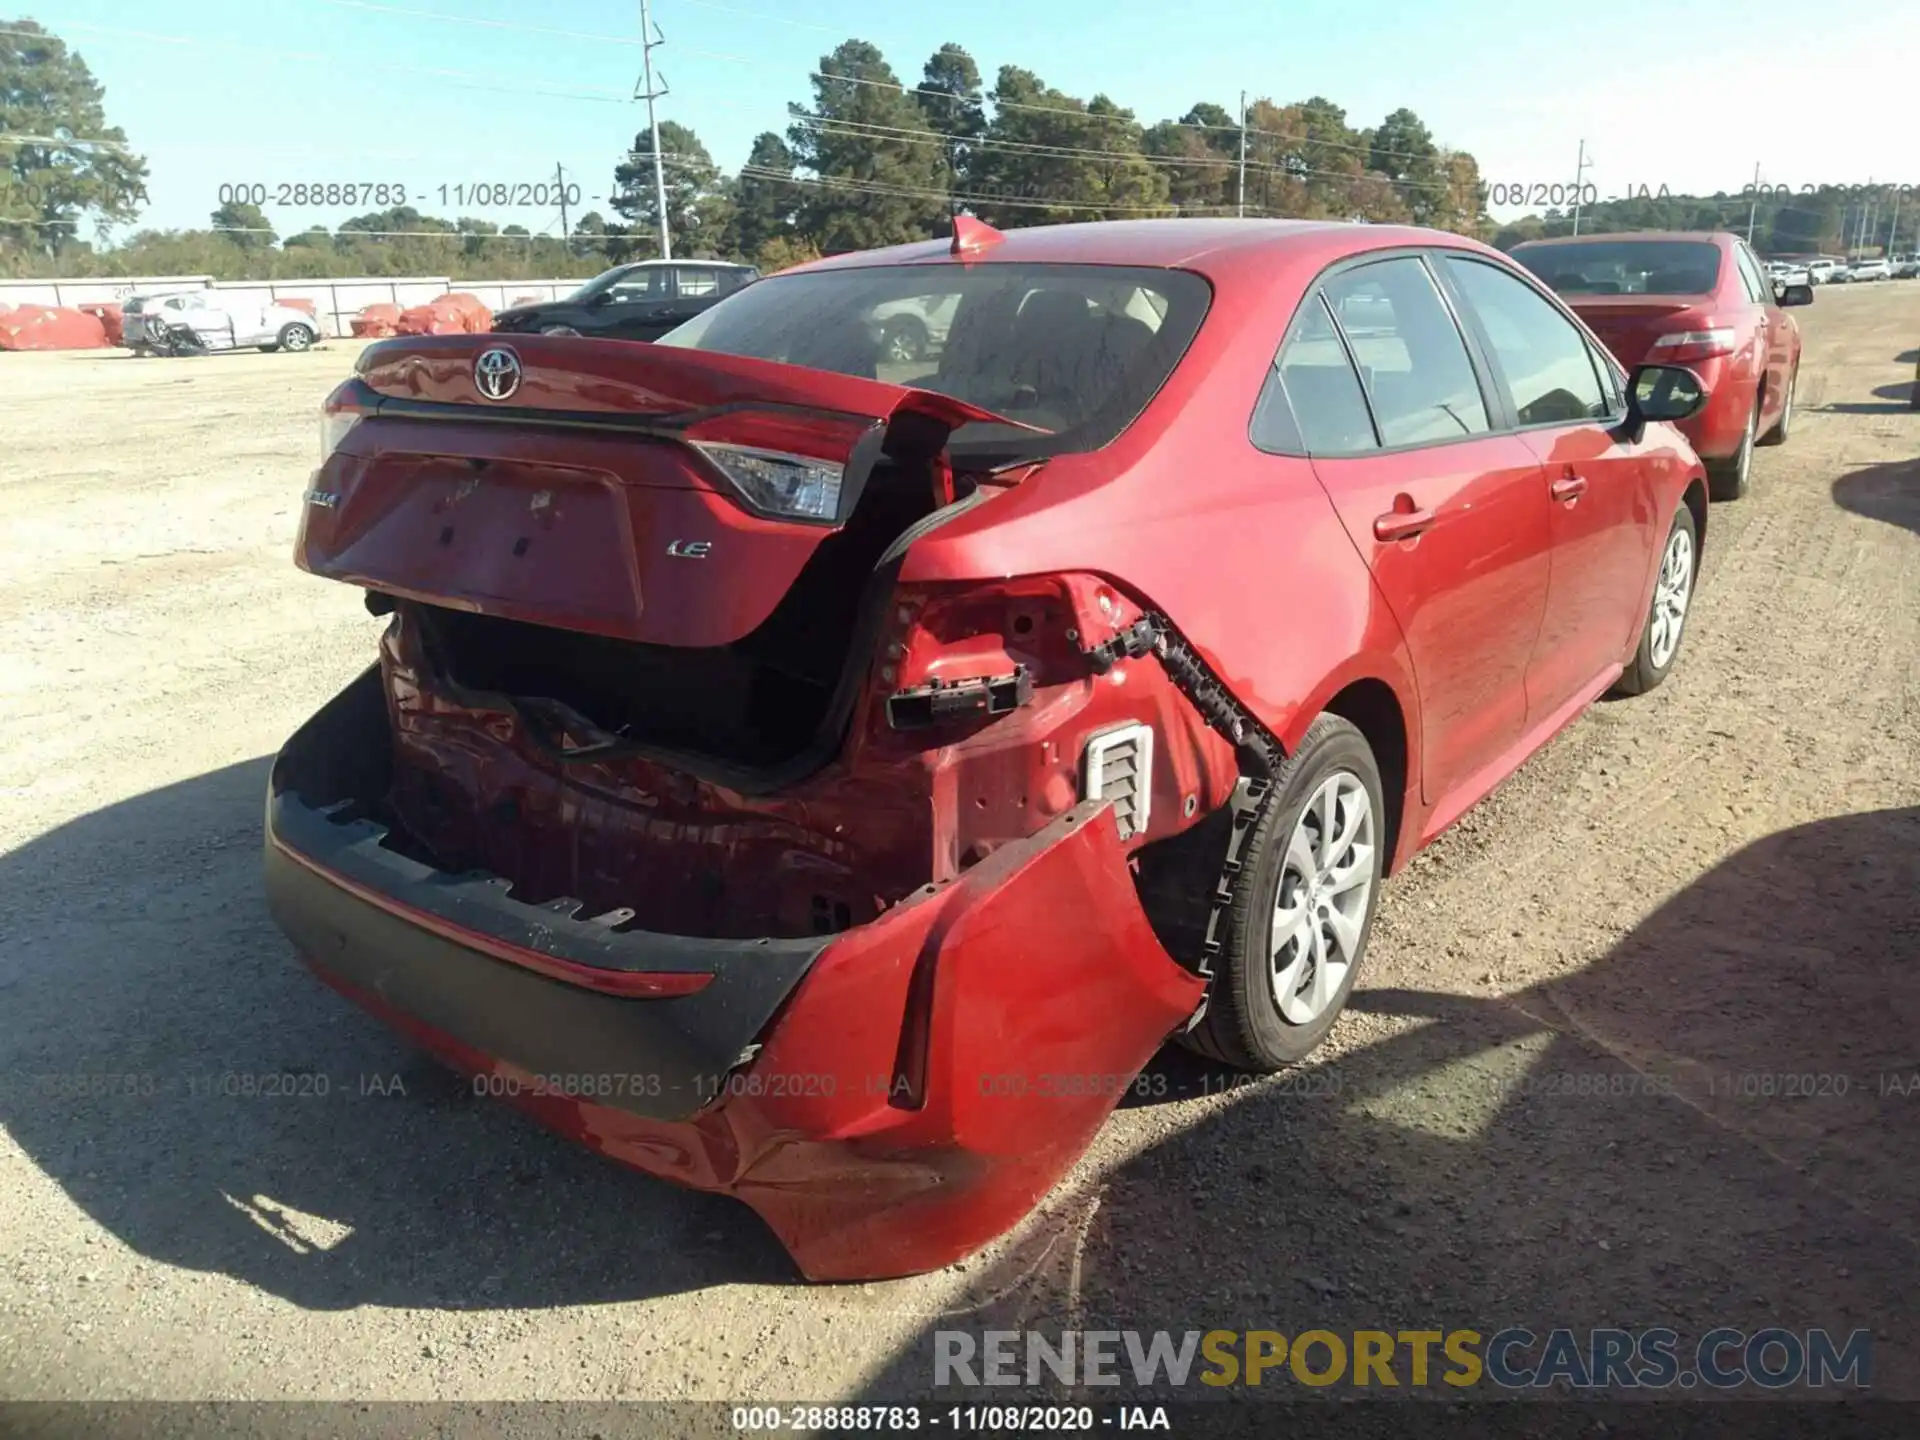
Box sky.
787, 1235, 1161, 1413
20, 0, 1920, 244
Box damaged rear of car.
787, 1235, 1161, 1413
266, 254, 1249, 1279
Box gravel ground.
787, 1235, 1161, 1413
1, 289, 1917, 1413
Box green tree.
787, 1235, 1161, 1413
1, 20, 149, 254
1141, 104, 1238, 216
973, 67, 1165, 225
1367, 107, 1444, 225
209, 200, 274, 251
455, 216, 498, 260
915, 43, 986, 199
786, 39, 948, 252
723, 131, 798, 261
613, 119, 730, 257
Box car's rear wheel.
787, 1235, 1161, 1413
1759, 364, 1796, 446
1181, 714, 1385, 1073
540, 324, 579, 336
277, 323, 316, 352
1611, 501, 1698, 697
1707, 399, 1758, 500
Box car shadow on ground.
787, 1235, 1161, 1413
0, 758, 794, 1313
1895, 350, 1917, 366
1812, 382, 1915, 414
1832, 458, 1920, 538
852, 805, 1920, 1407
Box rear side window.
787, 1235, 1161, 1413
1443, 257, 1608, 426
1261, 295, 1378, 454
1321, 258, 1490, 447
676, 268, 720, 298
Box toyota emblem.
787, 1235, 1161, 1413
474, 346, 522, 401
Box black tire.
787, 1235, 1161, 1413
1758, 363, 1796, 446
1180, 714, 1386, 1072
276, 323, 316, 353
1910, 379, 1920, 412
539, 324, 579, 336
1706, 398, 1758, 501
1611, 501, 1698, 698
880, 315, 929, 363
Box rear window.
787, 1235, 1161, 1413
1510, 240, 1722, 297
654, 262, 1211, 458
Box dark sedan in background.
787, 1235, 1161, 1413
490, 259, 759, 341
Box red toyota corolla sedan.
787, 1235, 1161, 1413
267, 217, 1710, 1280
1509, 230, 1810, 500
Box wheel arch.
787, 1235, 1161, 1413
1682, 472, 1708, 560
1319, 676, 1412, 878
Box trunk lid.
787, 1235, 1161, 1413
300, 335, 1014, 647
1561, 296, 1706, 367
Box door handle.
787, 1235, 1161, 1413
1550, 472, 1588, 503
1373, 506, 1436, 542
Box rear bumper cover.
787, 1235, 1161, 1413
264, 671, 1203, 1280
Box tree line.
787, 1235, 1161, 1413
5, 19, 1493, 280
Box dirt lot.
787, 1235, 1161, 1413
1, 289, 1918, 1410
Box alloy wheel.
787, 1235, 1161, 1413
1270, 772, 1376, 1024
1648, 525, 1694, 669
284, 327, 312, 351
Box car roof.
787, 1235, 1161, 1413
783, 217, 1508, 283
619, 258, 753, 269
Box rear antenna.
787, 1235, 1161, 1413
950, 214, 1005, 257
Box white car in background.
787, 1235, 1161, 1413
1806, 259, 1844, 284
1846, 257, 1892, 282
125, 290, 322, 355
1765, 261, 1811, 287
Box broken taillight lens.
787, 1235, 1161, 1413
686, 441, 844, 521
320, 410, 361, 464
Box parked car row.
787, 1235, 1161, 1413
278, 215, 1774, 1280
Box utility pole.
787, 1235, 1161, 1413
636, 0, 672, 260
554, 161, 571, 258
1889, 188, 1904, 259
1236, 91, 1247, 219
1746, 161, 1761, 244
1570, 139, 1592, 235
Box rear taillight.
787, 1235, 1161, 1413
1646, 327, 1735, 363
686, 441, 843, 521
320, 379, 372, 463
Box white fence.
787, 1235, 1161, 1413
0, 275, 584, 338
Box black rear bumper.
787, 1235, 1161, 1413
262, 668, 829, 1122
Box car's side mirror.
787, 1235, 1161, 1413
1776, 283, 1814, 307
1622, 363, 1708, 441
586, 290, 616, 308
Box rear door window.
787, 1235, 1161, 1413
1320, 258, 1491, 447
675, 267, 721, 299
1258, 294, 1378, 455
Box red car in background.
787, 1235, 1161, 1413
1509, 230, 1810, 500
269, 217, 1711, 1280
